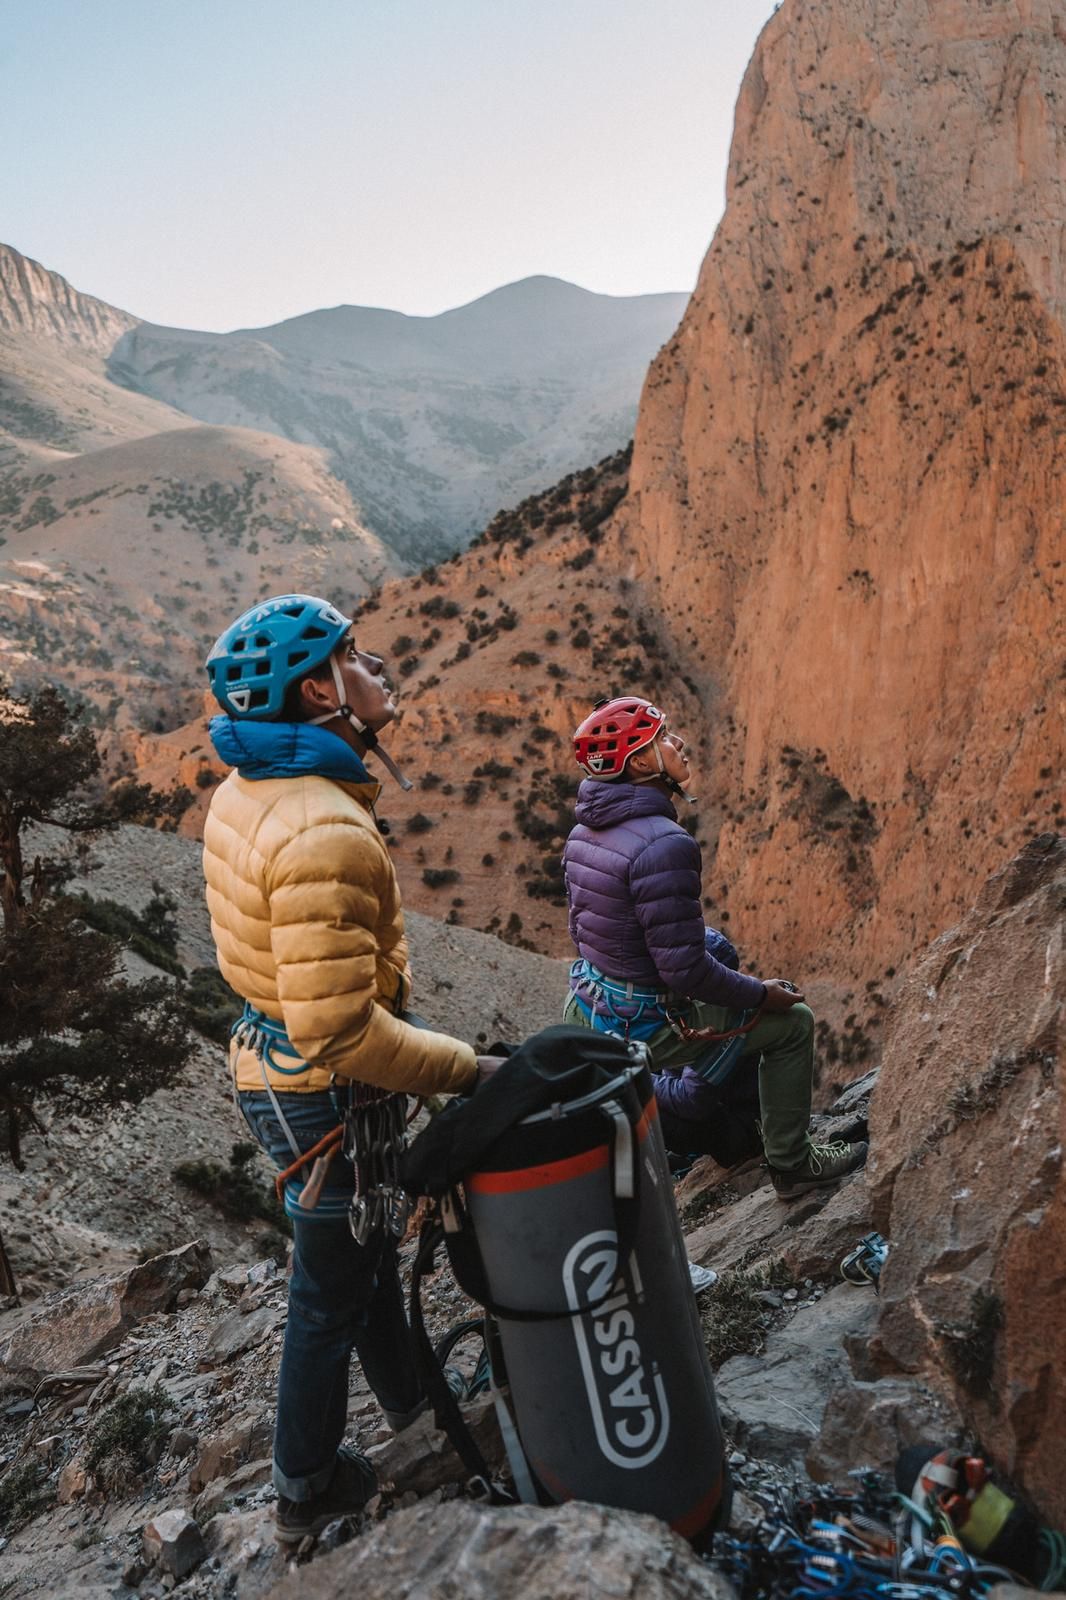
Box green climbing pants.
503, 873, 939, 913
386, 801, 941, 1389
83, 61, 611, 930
562, 993, 814, 1171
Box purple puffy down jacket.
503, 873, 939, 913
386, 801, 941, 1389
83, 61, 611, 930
562, 780, 765, 1013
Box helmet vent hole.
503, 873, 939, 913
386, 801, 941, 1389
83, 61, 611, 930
302, 625, 328, 641
254, 660, 271, 676
287, 649, 310, 668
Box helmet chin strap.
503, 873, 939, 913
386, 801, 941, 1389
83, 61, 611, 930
309, 656, 413, 792
631, 737, 696, 803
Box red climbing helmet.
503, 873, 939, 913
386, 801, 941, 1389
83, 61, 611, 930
573, 696, 667, 779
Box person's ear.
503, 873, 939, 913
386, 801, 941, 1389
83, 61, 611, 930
627, 747, 655, 777
299, 672, 334, 716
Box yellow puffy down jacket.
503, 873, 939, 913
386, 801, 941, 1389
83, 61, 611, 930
202, 767, 477, 1096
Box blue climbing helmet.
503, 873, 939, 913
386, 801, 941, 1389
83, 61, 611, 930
205, 594, 351, 720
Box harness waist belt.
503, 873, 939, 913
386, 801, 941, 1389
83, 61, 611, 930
231, 1001, 311, 1077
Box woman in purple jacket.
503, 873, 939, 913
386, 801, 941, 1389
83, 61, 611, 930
562, 696, 866, 1201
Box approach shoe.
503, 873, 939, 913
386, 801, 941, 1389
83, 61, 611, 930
274, 1446, 376, 1545
687, 1260, 720, 1294
770, 1139, 868, 1202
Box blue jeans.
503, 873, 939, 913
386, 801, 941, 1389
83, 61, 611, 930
238, 1090, 423, 1500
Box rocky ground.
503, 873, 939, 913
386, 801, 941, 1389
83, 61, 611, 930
1, 826, 1061, 1598
0, 1070, 894, 1600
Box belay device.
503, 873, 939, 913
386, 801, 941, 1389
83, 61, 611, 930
401, 1025, 731, 1546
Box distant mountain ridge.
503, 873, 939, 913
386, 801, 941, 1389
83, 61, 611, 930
0, 241, 683, 730
225, 275, 689, 376
0, 241, 686, 558
107, 274, 688, 554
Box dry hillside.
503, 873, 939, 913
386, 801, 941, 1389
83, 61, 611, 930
0, 426, 394, 732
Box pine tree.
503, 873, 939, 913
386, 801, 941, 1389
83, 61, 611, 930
0, 682, 195, 1297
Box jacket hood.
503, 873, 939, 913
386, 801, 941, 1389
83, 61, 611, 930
573, 777, 677, 830
209, 716, 373, 785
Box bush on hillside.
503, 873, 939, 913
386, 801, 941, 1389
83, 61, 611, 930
0, 680, 195, 1295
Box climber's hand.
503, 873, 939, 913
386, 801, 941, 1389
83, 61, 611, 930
761, 979, 805, 1011
475, 1054, 507, 1085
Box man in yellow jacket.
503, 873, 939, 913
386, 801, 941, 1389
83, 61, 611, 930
203, 594, 489, 1543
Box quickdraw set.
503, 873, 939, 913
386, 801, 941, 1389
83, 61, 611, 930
342, 1087, 412, 1244
706, 1462, 1065, 1598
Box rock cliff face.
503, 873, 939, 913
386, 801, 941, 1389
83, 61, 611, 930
609, 0, 1066, 987
0, 243, 137, 356
867, 833, 1064, 1525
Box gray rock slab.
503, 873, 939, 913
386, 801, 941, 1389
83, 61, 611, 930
714, 1284, 878, 1465
807, 1375, 963, 1483
366, 1396, 506, 1494
0, 1241, 212, 1378
143, 1506, 206, 1578
685, 1175, 867, 1278
201, 1305, 282, 1366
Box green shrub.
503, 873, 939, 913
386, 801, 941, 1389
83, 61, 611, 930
64, 885, 184, 977
85, 1384, 175, 1476
173, 1142, 290, 1235
422, 868, 460, 889
180, 964, 239, 1045
0, 1457, 52, 1533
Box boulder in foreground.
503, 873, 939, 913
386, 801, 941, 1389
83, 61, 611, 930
265, 1498, 737, 1600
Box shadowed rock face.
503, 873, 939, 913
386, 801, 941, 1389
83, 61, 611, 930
867, 834, 1064, 1524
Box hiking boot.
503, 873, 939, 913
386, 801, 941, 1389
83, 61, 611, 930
274, 1446, 376, 1545
770, 1139, 869, 1202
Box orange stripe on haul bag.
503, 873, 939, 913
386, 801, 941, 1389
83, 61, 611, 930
467, 1103, 657, 1195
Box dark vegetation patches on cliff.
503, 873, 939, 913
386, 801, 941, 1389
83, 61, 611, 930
471, 440, 632, 556
946, 1046, 1056, 1124
935, 1287, 1002, 1398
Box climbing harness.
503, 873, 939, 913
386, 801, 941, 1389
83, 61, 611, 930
569, 959, 763, 1087
232, 1002, 412, 1233
231, 1002, 315, 1180
231, 1001, 309, 1077
569, 957, 674, 1040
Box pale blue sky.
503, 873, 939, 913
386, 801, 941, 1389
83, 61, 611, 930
3, 0, 777, 330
